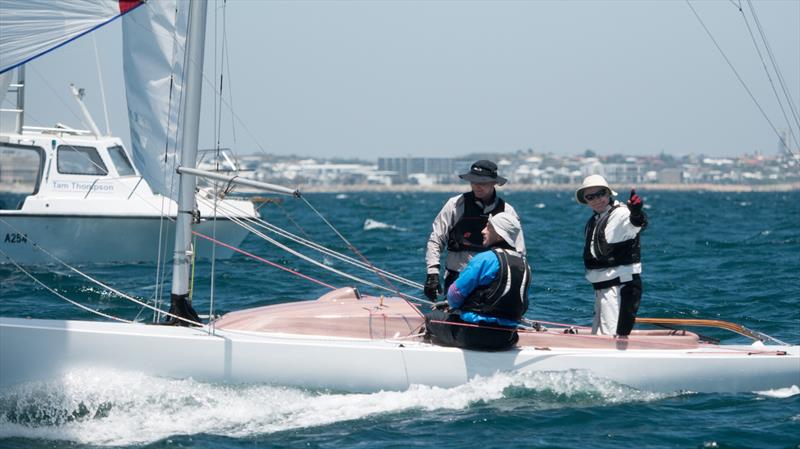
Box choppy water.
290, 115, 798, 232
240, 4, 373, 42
1, 191, 799, 448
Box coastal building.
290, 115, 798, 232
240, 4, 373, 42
235, 147, 798, 188
603, 162, 644, 184
377, 157, 472, 184
658, 168, 683, 184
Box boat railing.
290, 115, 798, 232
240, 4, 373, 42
22, 124, 94, 137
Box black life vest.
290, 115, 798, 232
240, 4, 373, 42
583, 204, 643, 270
462, 248, 530, 321
446, 192, 506, 253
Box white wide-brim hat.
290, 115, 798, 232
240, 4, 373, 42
488, 212, 521, 249
575, 174, 618, 204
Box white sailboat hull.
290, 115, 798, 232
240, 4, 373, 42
2, 315, 797, 394
0, 213, 250, 263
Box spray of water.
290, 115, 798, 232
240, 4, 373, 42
0, 367, 680, 446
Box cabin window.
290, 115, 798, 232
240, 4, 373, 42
107, 145, 136, 176
0, 144, 44, 210
57, 145, 108, 175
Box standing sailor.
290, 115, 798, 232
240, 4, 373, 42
425, 212, 531, 350
424, 160, 525, 301
576, 175, 648, 336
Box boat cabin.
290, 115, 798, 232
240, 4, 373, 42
0, 126, 157, 213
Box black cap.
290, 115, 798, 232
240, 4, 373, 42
458, 160, 507, 185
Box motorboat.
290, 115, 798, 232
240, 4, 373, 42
0, 72, 257, 265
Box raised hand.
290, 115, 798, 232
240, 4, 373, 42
628, 189, 643, 213
627, 189, 646, 227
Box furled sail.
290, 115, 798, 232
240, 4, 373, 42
0, 0, 143, 75
122, 1, 190, 199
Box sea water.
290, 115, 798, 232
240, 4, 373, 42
1, 191, 798, 448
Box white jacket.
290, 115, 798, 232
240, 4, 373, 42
585, 200, 643, 284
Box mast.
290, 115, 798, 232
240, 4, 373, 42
69, 84, 103, 137
168, 0, 208, 325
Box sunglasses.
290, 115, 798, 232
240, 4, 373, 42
583, 190, 608, 201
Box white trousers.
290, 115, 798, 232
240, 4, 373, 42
592, 285, 621, 335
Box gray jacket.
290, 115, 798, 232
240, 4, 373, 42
426, 192, 526, 275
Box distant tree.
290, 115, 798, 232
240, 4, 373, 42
584, 149, 596, 158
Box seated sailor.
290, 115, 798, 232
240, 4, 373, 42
424, 212, 530, 351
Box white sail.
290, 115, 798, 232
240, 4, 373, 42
0, 0, 143, 75
122, 1, 190, 199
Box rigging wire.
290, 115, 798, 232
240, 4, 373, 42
730, 0, 800, 152
215, 208, 427, 305
195, 195, 412, 287
223, 1, 238, 147
275, 200, 315, 242
245, 200, 422, 289
193, 208, 430, 312
301, 197, 402, 294
0, 248, 131, 323
191, 231, 337, 290
168, 24, 271, 157
259, 214, 423, 289
90, 33, 111, 136
135, 0, 187, 321
206, 0, 226, 325
686, 0, 799, 156
0, 218, 204, 327
26, 66, 86, 127
193, 196, 429, 305
745, 0, 800, 134
192, 227, 429, 310
194, 195, 424, 290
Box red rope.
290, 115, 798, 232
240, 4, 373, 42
192, 231, 338, 290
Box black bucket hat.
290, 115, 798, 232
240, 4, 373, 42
458, 160, 507, 185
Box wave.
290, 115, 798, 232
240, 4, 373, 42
363, 219, 408, 232
0, 368, 672, 446
754, 384, 799, 398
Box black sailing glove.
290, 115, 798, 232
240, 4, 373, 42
424, 273, 442, 301
627, 189, 647, 227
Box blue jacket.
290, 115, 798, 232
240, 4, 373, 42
446, 251, 520, 327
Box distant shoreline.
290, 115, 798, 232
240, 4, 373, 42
291, 182, 800, 194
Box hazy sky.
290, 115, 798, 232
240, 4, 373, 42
17, 0, 800, 160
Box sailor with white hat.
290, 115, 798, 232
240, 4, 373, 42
424, 160, 525, 302
577, 175, 648, 336
425, 211, 531, 351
